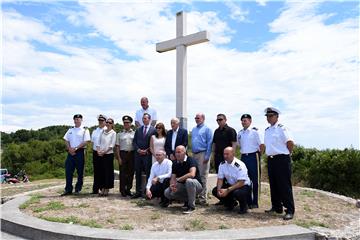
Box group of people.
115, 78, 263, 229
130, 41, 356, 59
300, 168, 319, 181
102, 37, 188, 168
62, 97, 295, 220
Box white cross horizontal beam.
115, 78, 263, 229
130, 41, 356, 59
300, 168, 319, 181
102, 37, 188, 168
156, 31, 209, 53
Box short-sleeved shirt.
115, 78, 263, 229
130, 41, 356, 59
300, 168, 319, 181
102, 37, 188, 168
135, 107, 157, 126
63, 126, 90, 148
213, 124, 237, 155
237, 127, 263, 154
172, 156, 202, 185
264, 122, 293, 156
116, 129, 135, 151
218, 158, 251, 186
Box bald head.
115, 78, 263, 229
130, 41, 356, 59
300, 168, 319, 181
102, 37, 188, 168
175, 145, 186, 161
223, 147, 235, 163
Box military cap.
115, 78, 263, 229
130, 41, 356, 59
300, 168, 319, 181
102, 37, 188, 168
264, 107, 281, 116
241, 114, 252, 120
97, 114, 107, 121
73, 114, 83, 119
122, 115, 133, 123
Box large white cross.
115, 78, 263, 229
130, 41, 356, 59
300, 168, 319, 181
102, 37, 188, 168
156, 11, 209, 129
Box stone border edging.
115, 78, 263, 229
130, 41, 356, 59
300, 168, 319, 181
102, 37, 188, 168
1, 195, 315, 240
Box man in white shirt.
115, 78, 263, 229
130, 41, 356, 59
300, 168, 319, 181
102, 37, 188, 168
237, 114, 264, 209
264, 107, 295, 220
135, 97, 157, 128
212, 147, 251, 214
146, 150, 172, 206
62, 114, 90, 196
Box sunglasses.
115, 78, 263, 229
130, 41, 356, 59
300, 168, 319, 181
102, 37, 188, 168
98, 119, 105, 122
106, 121, 113, 124
216, 119, 224, 122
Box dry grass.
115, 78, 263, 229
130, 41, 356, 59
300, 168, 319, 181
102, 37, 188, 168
19, 182, 358, 232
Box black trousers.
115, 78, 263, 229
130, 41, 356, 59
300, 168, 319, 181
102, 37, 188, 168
92, 150, 100, 193
267, 154, 295, 214
212, 183, 250, 210
214, 153, 224, 173
119, 151, 135, 194
149, 178, 170, 201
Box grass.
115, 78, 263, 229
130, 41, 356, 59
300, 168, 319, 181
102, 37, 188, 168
303, 204, 311, 212
120, 224, 134, 230
33, 201, 65, 212
130, 199, 153, 207
74, 203, 89, 208
295, 220, 329, 228
107, 218, 115, 224
185, 219, 206, 231
300, 190, 315, 198
219, 224, 229, 229
39, 215, 102, 228
150, 212, 161, 220
19, 194, 43, 209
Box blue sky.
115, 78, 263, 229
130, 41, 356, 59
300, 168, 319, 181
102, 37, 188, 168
2, 1, 359, 149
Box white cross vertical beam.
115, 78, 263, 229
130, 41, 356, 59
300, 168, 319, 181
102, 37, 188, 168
156, 11, 209, 129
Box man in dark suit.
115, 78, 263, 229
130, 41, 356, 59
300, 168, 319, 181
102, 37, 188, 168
132, 113, 156, 198
165, 118, 188, 161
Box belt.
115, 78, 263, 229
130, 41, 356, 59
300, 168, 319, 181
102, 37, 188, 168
241, 151, 258, 156
192, 150, 206, 154
268, 154, 288, 158
120, 150, 134, 153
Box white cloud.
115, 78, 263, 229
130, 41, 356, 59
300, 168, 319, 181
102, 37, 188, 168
225, 1, 249, 23
2, 2, 358, 149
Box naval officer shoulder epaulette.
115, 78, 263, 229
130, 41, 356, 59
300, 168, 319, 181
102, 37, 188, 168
234, 161, 240, 168
252, 127, 258, 131
220, 161, 226, 165
278, 124, 284, 128
265, 126, 270, 131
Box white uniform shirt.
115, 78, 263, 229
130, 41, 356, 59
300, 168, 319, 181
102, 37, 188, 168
91, 126, 107, 151
264, 122, 293, 156
96, 129, 116, 154
63, 126, 90, 148
146, 159, 173, 190
135, 107, 157, 126
237, 127, 263, 154
218, 158, 251, 186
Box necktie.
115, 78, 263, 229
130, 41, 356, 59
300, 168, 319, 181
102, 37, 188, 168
143, 126, 147, 138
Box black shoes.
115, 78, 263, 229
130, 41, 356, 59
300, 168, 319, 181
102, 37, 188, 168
60, 192, 72, 196
160, 200, 170, 208
248, 204, 259, 209
120, 192, 127, 197
131, 193, 142, 199
225, 201, 238, 211
215, 200, 224, 206
183, 207, 195, 214
125, 191, 133, 197
283, 213, 294, 220
265, 208, 283, 214
238, 206, 248, 214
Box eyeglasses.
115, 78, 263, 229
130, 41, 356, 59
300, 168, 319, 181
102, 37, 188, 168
106, 121, 113, 124
195, 117, 200, 120
98, 119, 105, 122
123, 122, 131, 124
156, 127, 161, 130
216, 119, 224, 122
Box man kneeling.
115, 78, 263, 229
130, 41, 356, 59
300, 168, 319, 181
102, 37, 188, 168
212, 147, 251, 214
146, 150, 172, 206
164, 145, 203, 214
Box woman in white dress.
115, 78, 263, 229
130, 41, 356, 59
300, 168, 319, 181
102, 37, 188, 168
150, 122, 166, 164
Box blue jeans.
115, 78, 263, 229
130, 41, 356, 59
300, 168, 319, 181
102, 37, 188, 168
65, 149, 85, 193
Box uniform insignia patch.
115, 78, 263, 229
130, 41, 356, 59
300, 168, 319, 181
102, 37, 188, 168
252, 127, 258, 131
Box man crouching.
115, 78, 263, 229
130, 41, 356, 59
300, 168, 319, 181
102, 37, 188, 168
212, 147, 251, 214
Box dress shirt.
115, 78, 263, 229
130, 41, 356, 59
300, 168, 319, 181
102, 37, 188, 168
146, 159, 173, 189
116, 129, 135, 151
264, 122, 293, 156
135, 107, 157, 126
218, 157, 250, 186
91, 126, 107, 151
191, 123, 213, 160
237, 127, 263, 154
63, 126, 90, 148
171, 127, 179, 151
96, 129, 116, 154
